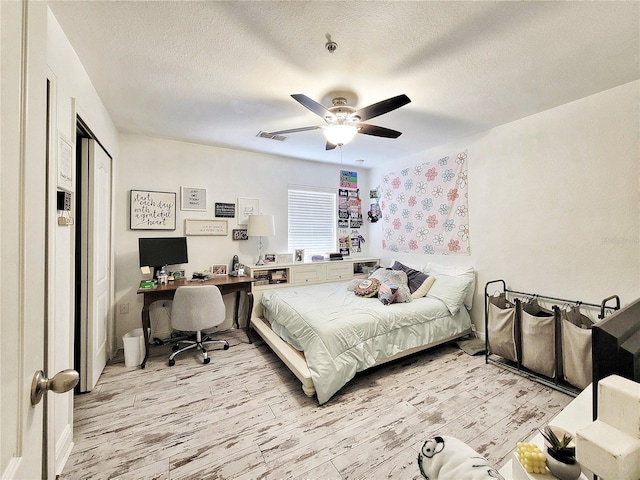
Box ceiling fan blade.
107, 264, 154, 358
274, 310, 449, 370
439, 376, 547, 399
325, 141, 337, 151
357, 124, 403, 138
354, 94, 411, 122
268, 126, 321, 135
291, 94, 335, 119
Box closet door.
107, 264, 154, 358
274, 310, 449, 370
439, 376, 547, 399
80, 138, 112, 391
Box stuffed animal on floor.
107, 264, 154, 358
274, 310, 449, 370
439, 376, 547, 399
417, 436, 504, 480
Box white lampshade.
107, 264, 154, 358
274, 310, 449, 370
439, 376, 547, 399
323, 125, 357, 146
247, 214, 275, 237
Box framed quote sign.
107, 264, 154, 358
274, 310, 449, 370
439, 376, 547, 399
237, 197, 259, 225
180, 187, 207, 211
130, 190, 176, 230
184, 219, 228, 236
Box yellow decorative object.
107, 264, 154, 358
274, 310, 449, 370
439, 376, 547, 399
517, 442, 547, 474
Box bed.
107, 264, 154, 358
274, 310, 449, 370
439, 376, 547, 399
250, 261, 475, 404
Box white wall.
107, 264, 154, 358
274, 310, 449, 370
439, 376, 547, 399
114, 134, 372, 344
369, 81, 640, 330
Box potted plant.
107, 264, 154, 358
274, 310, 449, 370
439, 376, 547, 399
540, 425, 582, 480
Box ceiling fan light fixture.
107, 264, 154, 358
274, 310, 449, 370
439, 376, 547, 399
323, 124, 357, 146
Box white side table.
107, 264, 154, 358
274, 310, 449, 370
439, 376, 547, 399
499, 385, 594, 480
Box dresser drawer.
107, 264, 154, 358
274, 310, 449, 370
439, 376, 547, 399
326, 262, 353, 280
290, 265, 325, 285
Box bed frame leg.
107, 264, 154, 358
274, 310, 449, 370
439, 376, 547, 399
302, 384, 315, 397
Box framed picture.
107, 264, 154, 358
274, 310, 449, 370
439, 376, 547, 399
184, 219, 228, 236
264, 254, 276, 264
215, 202, 236, 218
232, 228, 248, 240
210, 264, 228, 276
130, 190, 176, 230
276, 253, 294, 264
237, 197, 259, 225
57, 133, 74, 192
295, 249, 305, 263
180, 187, 207, 211
170, 269, 185, 280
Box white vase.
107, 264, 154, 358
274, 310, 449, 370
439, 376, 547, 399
546, 449, 582, 480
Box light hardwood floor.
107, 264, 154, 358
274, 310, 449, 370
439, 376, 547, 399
60, 329, 572, 479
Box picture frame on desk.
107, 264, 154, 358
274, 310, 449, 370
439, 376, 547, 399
211, 264, 228, 276
294, 249, 305, 263
276, 253, 294, 264
264, 253, 276, 264
169, 269, 185, 280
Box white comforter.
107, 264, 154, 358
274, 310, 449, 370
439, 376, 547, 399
261, 282, 472, 404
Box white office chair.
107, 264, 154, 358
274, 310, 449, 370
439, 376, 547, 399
168, 285, 229, 366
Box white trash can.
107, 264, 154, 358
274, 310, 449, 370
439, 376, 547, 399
123, 328, 146, 367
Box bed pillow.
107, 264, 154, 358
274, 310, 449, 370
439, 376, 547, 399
424, 263, 475, 309
411, 276, 436, 299
388, 258, 425, 273
426, 273, 473, 315
391, 261, 429, 294
378, 280, 400, 305
369, 269, 412, 303
353, 278, 380, 298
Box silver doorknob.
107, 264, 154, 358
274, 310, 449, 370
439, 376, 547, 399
30, 369, 79, 406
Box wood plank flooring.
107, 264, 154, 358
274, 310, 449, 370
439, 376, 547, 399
60, 330, 572, 479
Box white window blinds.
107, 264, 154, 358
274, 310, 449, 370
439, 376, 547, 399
288, 186, 336, 257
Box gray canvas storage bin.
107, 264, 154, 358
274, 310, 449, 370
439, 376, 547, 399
520, 299, 557, 378
487, 293, 518, 362
560, 307, 593, 389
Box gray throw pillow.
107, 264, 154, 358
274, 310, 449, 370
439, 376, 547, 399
391, 261, 429, 294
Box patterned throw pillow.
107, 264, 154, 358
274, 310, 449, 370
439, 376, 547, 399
378, 280, 400, 305
354, 278, 380, 298
368, 269, 412, 303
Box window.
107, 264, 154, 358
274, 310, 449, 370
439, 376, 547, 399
288, 186, 336, 258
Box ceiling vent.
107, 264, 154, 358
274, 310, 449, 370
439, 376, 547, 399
257, 131, 287, 141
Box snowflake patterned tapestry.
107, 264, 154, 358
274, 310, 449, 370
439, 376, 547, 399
381, 150, 469, 255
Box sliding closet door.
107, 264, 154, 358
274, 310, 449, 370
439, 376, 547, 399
80, 138, 112, 391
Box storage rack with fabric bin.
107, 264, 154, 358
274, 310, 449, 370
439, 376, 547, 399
484, 279, 620, 396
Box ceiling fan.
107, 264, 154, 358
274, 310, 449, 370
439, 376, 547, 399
265, 93, 411, 150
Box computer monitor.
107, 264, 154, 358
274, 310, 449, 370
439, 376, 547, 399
138, 236, 188, 278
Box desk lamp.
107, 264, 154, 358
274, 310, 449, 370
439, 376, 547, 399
247, 214, 275, 265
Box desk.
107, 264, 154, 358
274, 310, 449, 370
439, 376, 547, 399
136, 276, 254, 368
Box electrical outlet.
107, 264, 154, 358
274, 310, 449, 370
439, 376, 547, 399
119, 303, 129, 314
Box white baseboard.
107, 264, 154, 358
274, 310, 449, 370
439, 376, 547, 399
55, 424, 74, 476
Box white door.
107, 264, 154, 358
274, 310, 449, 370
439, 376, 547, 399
80, 139, 112, 391
1, 1, 48, 477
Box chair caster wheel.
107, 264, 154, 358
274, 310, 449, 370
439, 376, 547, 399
203, 357, 210, 364
172, 344, 179, 352
223, 344, 230, 350
168, 359, 175, 367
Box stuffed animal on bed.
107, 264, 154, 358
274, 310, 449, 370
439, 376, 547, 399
417, 436, 504, 480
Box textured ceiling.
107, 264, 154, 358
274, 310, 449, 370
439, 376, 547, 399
49, 1, 640, 167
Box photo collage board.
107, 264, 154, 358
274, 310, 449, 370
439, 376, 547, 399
338, 170, 364, 256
